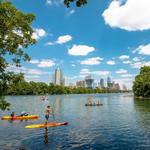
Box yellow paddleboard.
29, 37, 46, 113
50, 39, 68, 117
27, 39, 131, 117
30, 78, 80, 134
1, 115, 38, 120
25, 122, 68, 129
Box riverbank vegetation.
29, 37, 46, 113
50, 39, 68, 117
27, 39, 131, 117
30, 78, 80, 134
0, 1, 36, 110
133, 66, 150, 98
4, 73, 128, 95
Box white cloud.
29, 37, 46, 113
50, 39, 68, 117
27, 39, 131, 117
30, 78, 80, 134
136, 44, 150, 55
71, 64, 76, 67
116, 69, 128, 74
46, 35, 72, 45
46, 0, 63, 6
131, 62, 142, 68
80, 57, 103, 65
30, 59, 39, 64
80, 68, 90, 74
107, 60, 116, 65
68, 44, 95, 56
133, 57, 140, 62
7, 65, 50, 75
69, 9, 75, 15
131, 61, 150, 68
119, 55, 130, 60
46, 42, 54, 45
46, 0, 52, 5
56, 35, 72, 44
32, 28, 46, 40
38, 59, 55, 68
121, 74, 135, 77
123, 60, 131, 64
102, 0, 150, 31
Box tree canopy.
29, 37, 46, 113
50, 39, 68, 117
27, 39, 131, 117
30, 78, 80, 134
0, 1, 36, 110
0, 1, 35, 71
133, 66, 150, 98
64, 0, 87, 7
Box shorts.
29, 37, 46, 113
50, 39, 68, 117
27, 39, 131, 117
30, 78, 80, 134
45, 114, 49, 120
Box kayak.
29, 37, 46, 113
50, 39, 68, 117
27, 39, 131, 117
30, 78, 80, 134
85, 103, 103, 106
1, 115, 38, 120
25, 122, 68, 129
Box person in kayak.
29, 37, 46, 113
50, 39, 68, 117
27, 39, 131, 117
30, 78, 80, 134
20, 111, 28, 116
10, 112, 15, 118
45, 105, 52, 124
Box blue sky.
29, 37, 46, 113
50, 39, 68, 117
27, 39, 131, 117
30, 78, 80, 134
9, 0, 150, 89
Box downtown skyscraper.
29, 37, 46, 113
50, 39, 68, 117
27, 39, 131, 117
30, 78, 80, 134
53, 68, 65, 86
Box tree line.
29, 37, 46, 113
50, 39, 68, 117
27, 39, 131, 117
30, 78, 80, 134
6, 73, 124, 95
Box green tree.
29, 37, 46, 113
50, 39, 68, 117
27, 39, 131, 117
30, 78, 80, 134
133, 66, 150, 98
0, 1, 36, 110
64, 0, 87, 7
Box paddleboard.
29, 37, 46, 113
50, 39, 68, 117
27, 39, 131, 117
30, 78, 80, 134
25, 122, 68, 129
1, 115, 38, 120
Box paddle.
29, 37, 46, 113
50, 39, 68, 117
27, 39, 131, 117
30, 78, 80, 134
51, 107, 55, 121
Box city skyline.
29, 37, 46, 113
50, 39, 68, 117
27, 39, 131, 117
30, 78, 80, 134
8, 0, 150, 90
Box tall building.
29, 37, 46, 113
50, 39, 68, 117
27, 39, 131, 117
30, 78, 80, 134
76, 80, 85, 88
122, 84, 127, 91
54, 68, 65, 86
107, 76, 112, 88
85, 75, 94, 89
100, 78, 105, 88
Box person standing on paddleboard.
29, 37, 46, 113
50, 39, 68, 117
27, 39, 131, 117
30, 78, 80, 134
45, 105, 52, 124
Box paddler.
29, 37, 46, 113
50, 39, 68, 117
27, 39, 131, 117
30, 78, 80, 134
45, 105, 52, 124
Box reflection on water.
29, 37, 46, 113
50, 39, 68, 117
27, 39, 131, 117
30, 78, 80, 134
0, 93, 150, 150
44, 127, 48, 145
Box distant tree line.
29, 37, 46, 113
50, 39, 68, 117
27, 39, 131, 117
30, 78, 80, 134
4, 72, 126, 96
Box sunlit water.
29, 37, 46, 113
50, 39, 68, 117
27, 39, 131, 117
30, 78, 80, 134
0, 93, 150, 150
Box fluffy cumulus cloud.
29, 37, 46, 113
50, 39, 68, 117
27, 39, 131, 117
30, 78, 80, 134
38, 59, 55, 67
121, 74, 135, 77
56, 35, 72, 44
68, 44, 95, 56
7, 65, 50, 75
123, 60, 131, 64
107, 60, 116, 65
30, 59, 39, 64
119, 55, 130, 60
131, 61, 150, 68
135, 44, 150, 55
46, 0, 62, 6
46, 35, 72, 45
133, 57, 140, 62
80, 57, 103, 65
32, 28, 46, 40
116, 69, 127, 74
46, 0, 52, 5
69, 9, 75, 15
80, 68, 90, 74
102, 0, 150, 31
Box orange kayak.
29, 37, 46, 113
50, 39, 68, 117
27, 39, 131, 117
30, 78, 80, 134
25, 122, 68, 129
1, 115, 38, 120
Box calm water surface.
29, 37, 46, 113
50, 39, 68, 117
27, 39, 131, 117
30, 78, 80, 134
0, 93, 150, 150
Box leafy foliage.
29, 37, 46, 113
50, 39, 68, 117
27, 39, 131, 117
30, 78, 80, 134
133, 66, 150, 98
4, 73, 123, 95
0, 1, 36, 110
0, 1, 35, 71
64, 0, 87, 7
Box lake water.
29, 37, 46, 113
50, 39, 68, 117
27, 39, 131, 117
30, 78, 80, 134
0, 93, 150, 150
